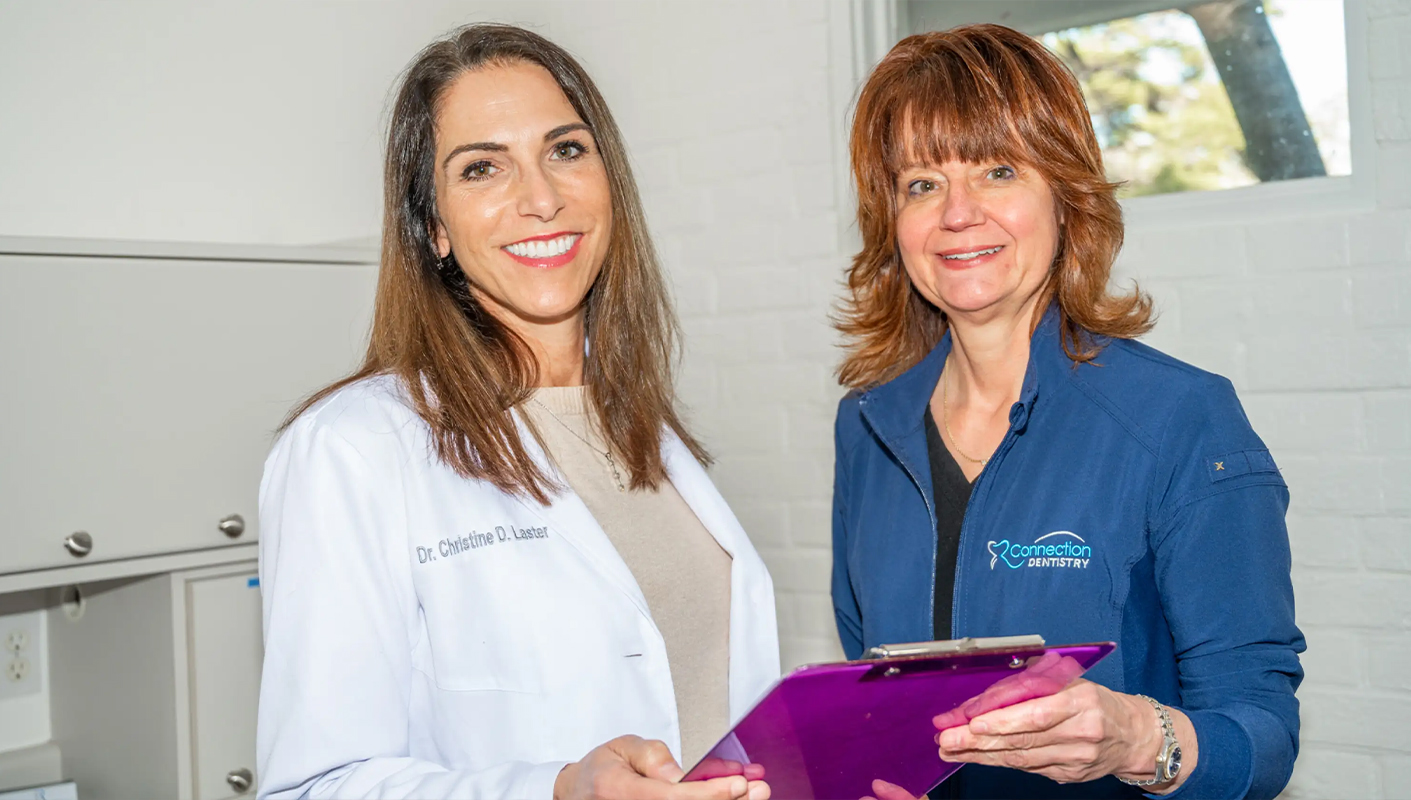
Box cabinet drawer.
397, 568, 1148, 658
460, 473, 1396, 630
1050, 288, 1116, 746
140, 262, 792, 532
0, 253, 374, 574
186, 570, 263, 799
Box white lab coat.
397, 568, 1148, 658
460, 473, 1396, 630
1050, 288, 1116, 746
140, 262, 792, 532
255, 376, 780, 799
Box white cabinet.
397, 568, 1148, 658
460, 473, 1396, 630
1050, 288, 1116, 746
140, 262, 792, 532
187, 571, 264, 800
47, 563, 263, 800
0, 243, 375, 577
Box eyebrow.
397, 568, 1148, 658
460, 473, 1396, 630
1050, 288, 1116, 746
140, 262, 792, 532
441, 123, 594, 171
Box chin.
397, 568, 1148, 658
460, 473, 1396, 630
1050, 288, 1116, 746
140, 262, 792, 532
513, 299, 587, 325
939, 291, 1006, 315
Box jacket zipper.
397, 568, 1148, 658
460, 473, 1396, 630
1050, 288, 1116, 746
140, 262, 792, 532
893, 440, 940, 633
950, 420, 1023, 639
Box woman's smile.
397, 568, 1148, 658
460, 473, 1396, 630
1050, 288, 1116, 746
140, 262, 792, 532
936, 244, 1005, 270
502, 231, 584, 268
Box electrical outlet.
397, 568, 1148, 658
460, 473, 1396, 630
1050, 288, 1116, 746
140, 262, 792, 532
0, 610, 43, 700
5, 629, 29, 653
5, 657, 29, 682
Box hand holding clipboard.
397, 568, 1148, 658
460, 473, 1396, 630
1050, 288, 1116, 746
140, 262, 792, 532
682, 637, 1113, 800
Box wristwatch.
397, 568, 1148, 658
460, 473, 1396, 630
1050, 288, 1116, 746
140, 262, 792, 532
1118, 695, 1182, 787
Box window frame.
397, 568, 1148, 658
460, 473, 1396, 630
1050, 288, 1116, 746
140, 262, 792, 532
831, 0, 1375, 233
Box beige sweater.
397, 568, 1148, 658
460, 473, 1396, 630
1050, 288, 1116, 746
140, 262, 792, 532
523, 387, 732, 767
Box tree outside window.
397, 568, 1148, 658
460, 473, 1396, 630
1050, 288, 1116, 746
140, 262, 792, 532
905, 0, 1351, 199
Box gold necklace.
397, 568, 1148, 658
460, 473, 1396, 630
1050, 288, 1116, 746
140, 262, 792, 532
530, 398, 627, 492
941, 360, 989, 467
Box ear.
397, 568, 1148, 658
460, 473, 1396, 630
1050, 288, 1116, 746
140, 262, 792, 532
431, 218, 452, 260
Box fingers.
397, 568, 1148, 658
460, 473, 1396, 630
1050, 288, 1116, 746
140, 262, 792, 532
690, 758, 746, 781
662, 775, 750, 800
961, 682, 1093, 737
579, 738, 759, 800
934, 742, 1107, 784
933, 657, 1090, 733
871, 778, 920, 800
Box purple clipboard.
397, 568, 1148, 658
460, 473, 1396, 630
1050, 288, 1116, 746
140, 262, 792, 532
683, 637, 1115, 800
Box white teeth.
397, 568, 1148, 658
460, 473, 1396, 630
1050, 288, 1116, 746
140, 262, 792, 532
943, 246, 1002, 261
505, 234, 580, 259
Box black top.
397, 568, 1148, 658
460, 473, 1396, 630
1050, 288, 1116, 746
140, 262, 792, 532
923, 407, 972, 642
924, 407, 975, 800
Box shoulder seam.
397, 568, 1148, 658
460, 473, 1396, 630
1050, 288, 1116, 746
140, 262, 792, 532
1066, 369, 1162, 456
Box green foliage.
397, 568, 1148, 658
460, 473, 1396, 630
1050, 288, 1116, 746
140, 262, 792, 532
1041, 10, 1258, 198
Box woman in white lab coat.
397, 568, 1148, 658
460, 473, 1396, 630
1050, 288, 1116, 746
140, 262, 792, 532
256, 24, 778, 800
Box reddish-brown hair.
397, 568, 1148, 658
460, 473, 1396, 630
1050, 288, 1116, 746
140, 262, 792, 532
836, 23, 1153, 389
283, 24, 707, 504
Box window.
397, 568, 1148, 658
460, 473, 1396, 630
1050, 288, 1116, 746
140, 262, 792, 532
901, 0, 1352, 201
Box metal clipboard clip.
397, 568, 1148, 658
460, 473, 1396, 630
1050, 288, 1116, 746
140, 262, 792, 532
861, 634, 1047, 660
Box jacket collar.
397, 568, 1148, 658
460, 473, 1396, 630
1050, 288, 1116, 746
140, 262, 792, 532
859, 304, 1061, 441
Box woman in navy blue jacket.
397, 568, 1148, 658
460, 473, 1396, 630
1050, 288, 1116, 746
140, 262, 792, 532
831, 25, 1304, 800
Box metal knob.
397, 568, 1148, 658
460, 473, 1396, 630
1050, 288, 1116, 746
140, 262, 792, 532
218, 514, 246, 538
63, 531, 93, 558
226, 767, 253, 794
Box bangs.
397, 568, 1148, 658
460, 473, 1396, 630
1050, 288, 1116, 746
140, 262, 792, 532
886, 81, 1032, 181
860, 27, 1094, 187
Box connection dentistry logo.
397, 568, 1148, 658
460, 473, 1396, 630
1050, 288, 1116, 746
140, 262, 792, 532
987, 531, 1091, 570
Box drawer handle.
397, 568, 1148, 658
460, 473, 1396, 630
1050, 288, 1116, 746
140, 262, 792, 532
63, 531, 93, 558
219, 514, 246, 538
226, 767, 253, 794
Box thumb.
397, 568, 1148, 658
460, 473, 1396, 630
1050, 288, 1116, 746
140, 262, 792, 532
615, 736, 685, 782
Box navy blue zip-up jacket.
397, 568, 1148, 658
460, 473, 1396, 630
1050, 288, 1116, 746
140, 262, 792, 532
831, 311, 1304, 799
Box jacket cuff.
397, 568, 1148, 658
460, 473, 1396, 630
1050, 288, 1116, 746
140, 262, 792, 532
1149, 709, 1252, 800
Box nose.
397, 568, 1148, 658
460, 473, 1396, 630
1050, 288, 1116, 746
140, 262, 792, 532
515, 164, 565, 222
940, 182, 984, 231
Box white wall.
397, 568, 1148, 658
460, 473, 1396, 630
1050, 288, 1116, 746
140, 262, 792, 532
0, 1, 1407, 798
0, 1, 552, 244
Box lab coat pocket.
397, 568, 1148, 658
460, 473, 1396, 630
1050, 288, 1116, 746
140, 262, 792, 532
426, 632, 545, 695
414, 560, 549, 695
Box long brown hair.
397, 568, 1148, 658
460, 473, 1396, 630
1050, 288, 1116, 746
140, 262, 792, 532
285, 24, 708, 504
836, 24, 1154, 390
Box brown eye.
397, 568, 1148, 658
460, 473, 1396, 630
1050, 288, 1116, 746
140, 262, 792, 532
462, 160, 497, 181
907, 179, 936, 196
551, 141, 587, 160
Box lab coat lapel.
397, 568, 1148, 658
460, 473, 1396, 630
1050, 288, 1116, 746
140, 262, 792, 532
510, 413, 655, 623
661, 434, 745, 559
662, 432, 781, 719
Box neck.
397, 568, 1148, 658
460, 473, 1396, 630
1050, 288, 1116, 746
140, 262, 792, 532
531, 324, 586, 387
476, 293, 587, 387
944, 298, 1043, 410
